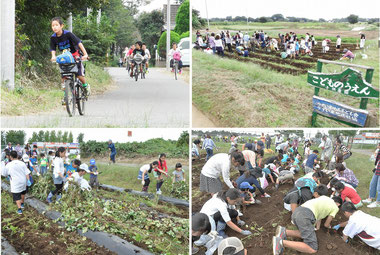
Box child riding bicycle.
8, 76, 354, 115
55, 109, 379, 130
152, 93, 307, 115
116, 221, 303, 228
130, 41, 145, 77
142, 43, 151, 73
50, 17, 89, 97
169, 42, 183, 74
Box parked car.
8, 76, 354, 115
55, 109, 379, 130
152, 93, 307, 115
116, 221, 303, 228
178, 37, 190, 66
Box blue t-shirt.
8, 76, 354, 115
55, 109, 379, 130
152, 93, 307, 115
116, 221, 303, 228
65, 162, 77, 177
306, 154, 318, 168
108, 143, 116, 153
281, 154, 289, 163
30, 157, 37, 165
89, 165, 98, 178
236, 174, 265, 195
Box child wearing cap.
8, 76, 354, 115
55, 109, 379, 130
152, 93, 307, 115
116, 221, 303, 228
71, 164, 91, 191
218, 237, 247, 255
138, 161, 159, 192
173, 163, 185, 183
89, 159, 99, 189
239, 182, 260, 205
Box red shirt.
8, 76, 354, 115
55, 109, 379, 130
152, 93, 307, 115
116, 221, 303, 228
127, 48, 133, 56
156, 160, 168, 173
341, 186, 361, 205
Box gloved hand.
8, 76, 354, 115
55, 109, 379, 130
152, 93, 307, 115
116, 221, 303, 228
240, 230, 252, 236
142, 180, 145, 185
332, 224, 340, 231
27, 179, 32, 186
237, 220, 245, 226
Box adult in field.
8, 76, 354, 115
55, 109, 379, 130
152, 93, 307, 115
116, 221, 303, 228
273, 196, 342, 254
202, 135, 218, 162
321, 135, 333, 167
275, 134, 283, 151
108, 139, 117, 165
266, 134, 272, 150
362, 147, 380, 208
360, 33, 366, 49
200, 152, 245, 195
334, 138, 351, 161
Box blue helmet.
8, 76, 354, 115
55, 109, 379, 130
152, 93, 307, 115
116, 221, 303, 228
90, 159, 96, 165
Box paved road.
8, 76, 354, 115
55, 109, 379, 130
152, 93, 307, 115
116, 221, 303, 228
192, 104, 216, 127
2, 68, 189, 127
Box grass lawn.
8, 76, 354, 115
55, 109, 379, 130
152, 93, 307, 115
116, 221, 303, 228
83, 163, 189, 199
198, 139, 380, 217
192, 40, 379, 127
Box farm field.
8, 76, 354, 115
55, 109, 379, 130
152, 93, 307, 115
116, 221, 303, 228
192, 22, 379, 127
191, 140, 380, 255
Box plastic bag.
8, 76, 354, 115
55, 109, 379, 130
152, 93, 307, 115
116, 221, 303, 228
56, 51, 75, 64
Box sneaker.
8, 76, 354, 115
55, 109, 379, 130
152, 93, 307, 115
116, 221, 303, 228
362, 198, 373, 204
367, 201, 380, 208
272, 236, 284, 255
237, 210, 243, 217
20, 203, 25, 209
17, 208, 23, 215
276, 226, 287, 240
156, 190, 162, 195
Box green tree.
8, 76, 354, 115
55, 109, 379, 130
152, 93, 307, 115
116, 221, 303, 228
1, 131, 6, 146
44, 131, 50, 142
157, 31, 180, 58
174, 0, 189, 35
38, 130, 45, 142
271, 14, 284, 21
347, 14, 359, 24
258, 17, 268, 23
68, 132, 74, 143
62, 131, 69, 142
176, 131, 189, 147
136, 10, 165, 59
57, 131, 63, 142
28, 132, 39, 143
124, 0, 152, 16
5, 130, 26, 145
50, 130, 57, 142
77, 133, 85, 143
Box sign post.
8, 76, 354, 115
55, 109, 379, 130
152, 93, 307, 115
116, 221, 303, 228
309, 59, 378, 127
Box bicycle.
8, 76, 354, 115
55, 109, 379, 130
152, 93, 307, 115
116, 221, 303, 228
173, 59, 179, 80
58, 59, 88, 117
133, 53, 144, 82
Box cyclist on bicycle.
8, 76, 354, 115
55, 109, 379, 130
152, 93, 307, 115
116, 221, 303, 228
50, 17, 89, 96
130, 41, 145, 77
142, 43, 151, 73
169, 42, 183, 74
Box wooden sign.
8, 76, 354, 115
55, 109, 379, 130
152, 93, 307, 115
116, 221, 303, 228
312, 96, 368, 127
308, 68, 379, 98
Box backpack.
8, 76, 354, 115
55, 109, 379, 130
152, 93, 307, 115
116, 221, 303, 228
295, 177, 317, 194
56, 51, 76, 64
173, 51, 181, 61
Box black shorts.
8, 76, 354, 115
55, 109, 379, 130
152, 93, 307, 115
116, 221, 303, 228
12, 189, 27, 202
336, 45, 341, 49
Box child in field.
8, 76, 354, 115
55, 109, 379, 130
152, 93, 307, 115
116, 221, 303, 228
334, 163, 358, 188
173, 163, 185, 183
48, 151, 54, 171
30, 152, 39, 176
275, 167, 294, 190
39, 153, 48, 175
340, 49, 355, 60
215, 34, 224, 57
333, 202, 380, 250
138, 161, 159, 192
1, 151, 32, 215
283, 184, 328, 212
322, 39, 328, 53
336, 35, 341, 52
89, 159, 100, 190
305, 150, 319, 174
47, 147, 66, 203
334, 181, 362, 208
50, 17, 89, 95
65, 159, 81, 178
239, 182, 260, 205
273, 196, 342, 254
154, 153, 168, 194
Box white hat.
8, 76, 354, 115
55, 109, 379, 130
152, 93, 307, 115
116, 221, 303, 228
79, 163, 90, 173
22, 154, 29, 161
218, 237, 245, 255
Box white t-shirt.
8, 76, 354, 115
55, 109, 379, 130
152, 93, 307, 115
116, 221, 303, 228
53, 157, 65, 179
214, 39, 224, 48
72, 172, 83, 185
201, 153, 234, 189
200, 194, 231, 222
168, 48, 182, 61
2, 160, 30, 193
144, 49, 151, 59
336, 38, 341, 46
343, 210, 380, 250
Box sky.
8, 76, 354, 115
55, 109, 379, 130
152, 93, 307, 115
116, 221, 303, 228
192, 0, 380, 20
2, 129, 186, 143
138, 0, 178, 13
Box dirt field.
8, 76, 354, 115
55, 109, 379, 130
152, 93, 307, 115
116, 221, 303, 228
191, 153, 379, 255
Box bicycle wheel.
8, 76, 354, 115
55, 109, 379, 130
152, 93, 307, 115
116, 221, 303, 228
64, 79, 75, 116
77, 84, 85, 116
174, 63, 178, 80
142, 66, 145, 79
135, 65, 139, 81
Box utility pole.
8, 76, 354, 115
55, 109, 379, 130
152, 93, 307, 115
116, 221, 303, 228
1, 0, 15, 90
205, 0, 209, 29
67, 12, 73, 32
166, 0, 171, 70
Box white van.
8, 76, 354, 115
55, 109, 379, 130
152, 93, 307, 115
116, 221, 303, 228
178, 37, 190, 66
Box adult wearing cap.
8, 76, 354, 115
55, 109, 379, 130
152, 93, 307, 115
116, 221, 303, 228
108, 140, 117, 165
235, 167, 270, 198
218, 237, 247, 255
200, 188, 252, 238
192, 213, 223, 255
200, 152, 245, 195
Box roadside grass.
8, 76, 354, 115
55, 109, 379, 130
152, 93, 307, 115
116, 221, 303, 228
192, 44, 379, 127
203, 140, 380, 217
1, 62, 113, 116
83, 163, 189, 199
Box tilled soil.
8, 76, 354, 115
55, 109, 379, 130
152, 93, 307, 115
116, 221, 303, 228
1, 192, 114, 255
192, 155, 379, 255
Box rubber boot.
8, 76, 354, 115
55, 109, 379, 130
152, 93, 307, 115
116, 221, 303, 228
46, 192, 53, 203
216, 221, 227, 238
